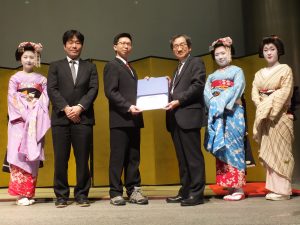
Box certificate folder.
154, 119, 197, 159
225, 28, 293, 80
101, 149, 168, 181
137, 77, 169, 110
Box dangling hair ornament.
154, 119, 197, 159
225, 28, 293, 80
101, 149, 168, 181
17, 42, 43, 67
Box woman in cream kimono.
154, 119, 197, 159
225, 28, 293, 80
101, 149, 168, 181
252, 35, 294, 200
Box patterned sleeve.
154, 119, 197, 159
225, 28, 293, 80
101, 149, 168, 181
204, 74, 213, 108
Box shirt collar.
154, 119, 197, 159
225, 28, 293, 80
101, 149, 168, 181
116, 56, 127, 65
67, 56, 79, 64
179, 54, 190, 65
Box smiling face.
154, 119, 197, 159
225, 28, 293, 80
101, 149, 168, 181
21, 50, 35, 72
113, 37, 132, 60
64, 35, 83, 60
263, 43, 279, 66
172, 36, 191, 61
214, 46, 231, 68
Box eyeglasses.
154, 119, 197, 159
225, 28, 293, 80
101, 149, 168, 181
117, 42, 132, 47
173, 42, 188, 49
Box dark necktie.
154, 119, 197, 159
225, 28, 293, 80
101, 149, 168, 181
70, 60, 76, 84
171, 62, 182, 93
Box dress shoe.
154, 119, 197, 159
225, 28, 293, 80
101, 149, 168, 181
166, 195, 183, 203
76, 197, 90, 207
180, 196, 204, 206
55, 198, 68, 208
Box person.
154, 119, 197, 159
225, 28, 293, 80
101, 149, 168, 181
204, 37, 246, 201
47, 30, 99, 208
103, 33, 148, 206
165, 34, 206, 206
252, 35, 294, 200
7, 42, 50, 206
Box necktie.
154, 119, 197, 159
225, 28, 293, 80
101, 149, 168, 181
70, 60, 76, 84
171, 62, 182, 93
125, 62, 134, 77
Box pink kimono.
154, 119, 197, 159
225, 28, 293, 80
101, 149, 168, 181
7, 71, 50, 198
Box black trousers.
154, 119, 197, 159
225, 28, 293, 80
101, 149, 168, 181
52, 124, 92, 200
109, 127, 141, 198
171, 122, 206, 199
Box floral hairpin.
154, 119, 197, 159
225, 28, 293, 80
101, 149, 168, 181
18, 42, 43, 53
209, 37, 233, 52
17, 42, 43, 67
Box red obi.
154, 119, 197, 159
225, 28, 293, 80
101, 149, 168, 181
211, 80, 234, 88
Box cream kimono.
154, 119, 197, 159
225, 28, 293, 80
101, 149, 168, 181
252, 64, 294, 182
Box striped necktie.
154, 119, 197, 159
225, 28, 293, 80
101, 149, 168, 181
171, 62, 182, 93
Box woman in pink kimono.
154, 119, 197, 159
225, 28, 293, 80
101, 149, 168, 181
252, 35, 294, 200
7, 42, 51, 206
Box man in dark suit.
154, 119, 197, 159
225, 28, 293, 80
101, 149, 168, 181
47, 30, 99, 208
165, 34, 206, 206
103, 33, 148, 206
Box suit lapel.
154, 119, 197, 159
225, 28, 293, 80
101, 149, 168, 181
75, 59, 85, 85
174, 56, 191, 87
115, 58, 136, 80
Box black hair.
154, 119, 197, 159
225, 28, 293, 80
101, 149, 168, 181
169, 34, 192, 50
210, 42, 235, 61
113, 33, 132, 45
15, 44, 35, 61
62, 30, 84, 45
258, 35, 285, 58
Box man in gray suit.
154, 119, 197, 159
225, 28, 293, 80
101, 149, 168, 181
165, 34, 206, 206
47, 30, 99, 208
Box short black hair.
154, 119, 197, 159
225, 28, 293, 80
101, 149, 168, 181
15, 44, 35, 61
169, 34, 192, 50
258, 35, 285, 58
210, 42, 235, 60
113, 33, 132, 45
62, 30, 84, 45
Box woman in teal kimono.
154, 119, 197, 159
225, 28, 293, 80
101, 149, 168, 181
204, 37, 246, 201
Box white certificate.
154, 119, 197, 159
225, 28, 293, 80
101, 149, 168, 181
136, 77, 169, 111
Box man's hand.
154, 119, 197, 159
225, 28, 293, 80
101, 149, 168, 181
164, 100, 180, 110
64, 106, 82, 123
129, 105, 142, 115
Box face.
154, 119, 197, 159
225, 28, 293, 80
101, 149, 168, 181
21, 50, 35, 72
172, 36, 191, 61
263, 43, 278, 65
64, 36, 83, 59
214, 46, 230, 68
113, 37, 132, 60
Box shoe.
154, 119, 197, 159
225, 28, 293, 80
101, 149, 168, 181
76, 197, 90, 207
110, 196, 126, 206
223, 193, 245, 201
166, 195, 183, 203
265, 192, 290, 201
129, 187, 148, 205
28, 198, 36, 205
16, 197, 31, 206
180, 196, 204, 206
55, 198, 68, 208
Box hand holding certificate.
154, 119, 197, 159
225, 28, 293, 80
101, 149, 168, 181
137, 77, 169, 111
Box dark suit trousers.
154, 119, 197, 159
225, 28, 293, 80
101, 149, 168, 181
52, 124, 92, 200
170, 117, 206, 199
109, 127, 141, 198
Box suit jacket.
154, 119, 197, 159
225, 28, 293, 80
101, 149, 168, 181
103, 58, 144, 129
47, 58, 99, 126
167, 56, 207, 131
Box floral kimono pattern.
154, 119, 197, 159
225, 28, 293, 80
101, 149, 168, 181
204, 65, 246, 188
